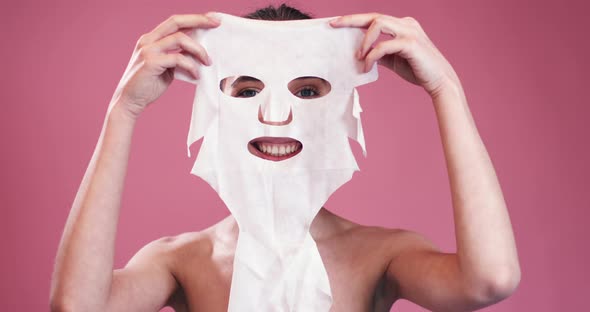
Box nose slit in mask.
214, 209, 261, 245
258, 106, 293, 126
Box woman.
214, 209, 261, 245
50, 4, 520, 311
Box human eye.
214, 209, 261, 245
237, 88, 260, 98
294, 86, 319, 98
288, 77, 331, 100
219, 76, 265, 98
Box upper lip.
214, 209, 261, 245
248, 137, 303, 161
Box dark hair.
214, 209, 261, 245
243, 3, 312, 20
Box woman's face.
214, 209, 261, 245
218, 75, 332, 161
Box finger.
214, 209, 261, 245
150, 32, 211, 66
358, 19, 393, 59
359, 18, 415, 59
142, 14, 220, 46
364, 39, 408, 72
150, 53, 200, 79
329, 13, 382, 28
358, 20, 381, 59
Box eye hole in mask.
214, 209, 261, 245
220, 76, 265, 98
287, 76, 331, 99
219, 76, 331, 99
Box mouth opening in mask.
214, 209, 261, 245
248, 137, 303, 161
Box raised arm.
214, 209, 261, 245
332, 13, 521, 311
49, 14, 219, 312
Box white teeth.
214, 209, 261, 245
257, 142, 300, 157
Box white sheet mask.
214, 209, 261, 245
175, 13, 378, 311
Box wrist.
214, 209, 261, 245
429, 76, 465, 104
107, 100, 140, 127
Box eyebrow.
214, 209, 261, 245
231, 76, 262, 87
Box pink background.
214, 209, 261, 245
2, 0, 588, 311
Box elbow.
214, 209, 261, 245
50, 283, 81, 312
50, 296, 76, 312
50, 286, 69, 312
49, 294, 105, 312
470, 266, 521, 305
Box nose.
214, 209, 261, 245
258, 95, 292, 126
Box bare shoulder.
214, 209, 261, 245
314, 210, 443, 307
321, 209, 438, 253
376, 227, 440, 253
105, 231, 213, 311
314, 210, 438, 275
145, 230, 216, 266
128, 230, 218, 310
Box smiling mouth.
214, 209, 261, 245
248, 137, 303, 161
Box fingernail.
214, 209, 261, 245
208, 16, 220, 24
206, 55, 212, 66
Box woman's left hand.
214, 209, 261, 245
330, 13, 460, 98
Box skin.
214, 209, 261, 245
50, 12, 521, 312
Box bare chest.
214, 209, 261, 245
170, 233, 398, 311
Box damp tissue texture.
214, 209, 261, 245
174, 12, 378, 311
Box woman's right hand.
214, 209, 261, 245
110, 13, 220, 119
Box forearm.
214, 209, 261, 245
431, 80, 520, 299
50, 102, 136, 311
